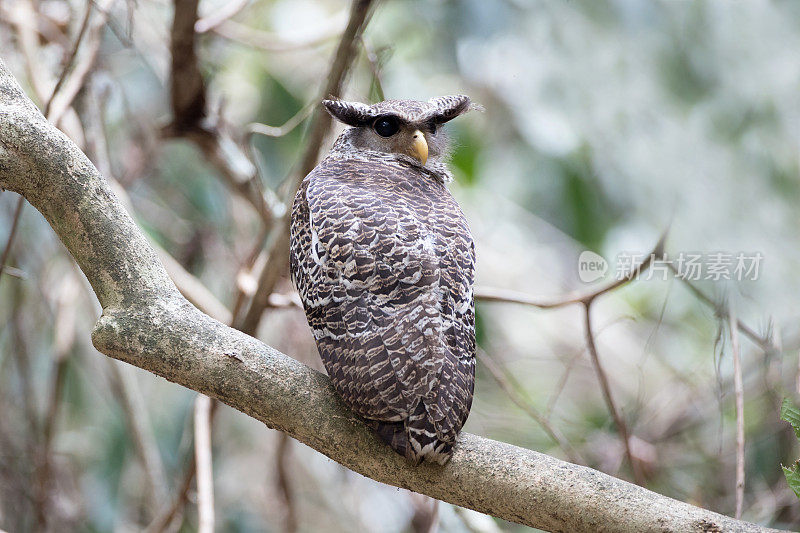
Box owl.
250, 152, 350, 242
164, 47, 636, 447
290, 95, 477, 465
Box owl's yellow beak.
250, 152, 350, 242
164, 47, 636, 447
409, 130, 428, 165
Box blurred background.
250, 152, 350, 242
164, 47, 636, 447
1, 0, 800, 531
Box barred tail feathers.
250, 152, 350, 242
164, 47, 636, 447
368, 401, 454, 466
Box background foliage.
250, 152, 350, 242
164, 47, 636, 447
1, 0, 799, 531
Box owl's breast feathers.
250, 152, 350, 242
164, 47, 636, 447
290, 156, 476, 465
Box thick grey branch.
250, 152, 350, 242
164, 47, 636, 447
0, 58, 782, 533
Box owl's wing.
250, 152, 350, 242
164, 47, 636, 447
291, 161, 475, 448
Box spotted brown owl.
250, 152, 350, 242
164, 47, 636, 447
290, 95, 477, 465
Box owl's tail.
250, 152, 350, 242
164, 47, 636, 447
368, 402, 453, 466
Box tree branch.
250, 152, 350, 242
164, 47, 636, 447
194, 394, 215, 533
583, 302, 643, 485
729, 308, 746, 519
165, 0, 277, 226
0, 59, 783, 533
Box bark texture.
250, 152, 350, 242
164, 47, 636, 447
0, 58, 783, 533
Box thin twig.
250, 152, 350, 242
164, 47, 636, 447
409, 494, 440, 533
108, 360, 169, 515
246, 103, 316, 139
47, 0, 113, 127
10, 0, 50, 103
194, 0, 250, 33
37, 275, 80, 529
0, 196, 25, 283
0, 265, 26, 279
544, 350, 583, 420
43, 0, 94, 118
475, 231, 664, 482
144, 452, 197, 533
194, 395, 215, 533
360, 36, 385, 101
669, 264, 774, 353
797, 348, 800, 396
453, 506, 503, 533
476, 231, 668, 310
275, 433, 297, 533
186, 128, 279, 227
583, 302, 644, 485
9, 281, 39, 450
7, 279, 41, 530
231, 238, 269, 324
476, 349, 584, 464
211, 19, 341, 52
729, 307, 745, 519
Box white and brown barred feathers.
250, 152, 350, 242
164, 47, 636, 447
290, 96, 476, 465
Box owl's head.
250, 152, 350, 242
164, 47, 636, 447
322, 95, 476, 167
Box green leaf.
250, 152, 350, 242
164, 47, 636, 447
780, 398, 800, 439
783, 461, 800, 499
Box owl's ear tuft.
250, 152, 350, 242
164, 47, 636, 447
322, 99, 375, 127
427, 95, 479, 124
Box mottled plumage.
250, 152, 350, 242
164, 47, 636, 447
290, 96, 477, 464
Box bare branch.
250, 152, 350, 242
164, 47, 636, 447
107, 360, 169, 514
42, 0, 93, 118
246, 103, 315, 139
409, 494, 439, 533
583, 303, 644, 485
194, 395, 215, 533
476, 349, 585, 464
476, 231, 667, 309
211, 19, 340, 52
143, 433, 199, 533
46, 0, 113, 127
169, 0, 206, 132
729, 308, 746, 519
275, 433, 297, 533
360, 37, 385, 101
797, 348, 800, 395
182, 128, 279, 226
9, 0, 50, 103
669, 265, 774, 353
194, 0, 250, 34
0, 196, 24, 282
165, 0, 277, 226
0, 58, 783, 533
0, 265, 26, 279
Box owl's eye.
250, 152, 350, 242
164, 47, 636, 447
373, 116, 400, 137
